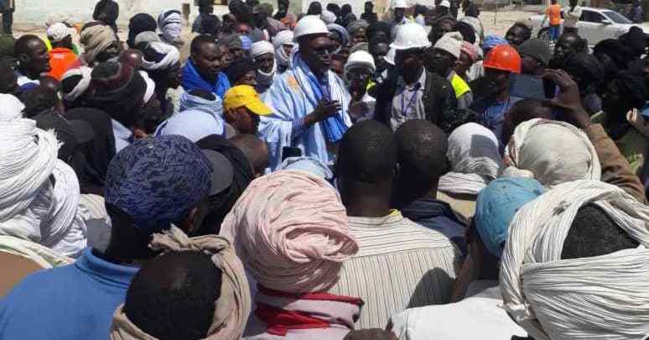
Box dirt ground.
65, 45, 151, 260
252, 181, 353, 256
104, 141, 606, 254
10, 9, 535, 40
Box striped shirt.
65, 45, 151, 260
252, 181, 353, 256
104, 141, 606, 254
329, 212, 460, 329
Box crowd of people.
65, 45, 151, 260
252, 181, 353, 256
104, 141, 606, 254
0, 0, 649, 339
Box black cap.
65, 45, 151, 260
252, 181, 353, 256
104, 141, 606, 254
200, 149, 234, 196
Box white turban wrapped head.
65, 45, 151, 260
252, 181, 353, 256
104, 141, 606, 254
0, 98, 87, 257
503, 118, 600, 187
439, 122, 503, 195
500, 180, 649, 340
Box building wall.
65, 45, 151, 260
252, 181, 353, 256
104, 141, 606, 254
13, 0, 231, 24
13, 0, 406, 25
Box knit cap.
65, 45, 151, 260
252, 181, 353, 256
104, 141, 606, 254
434, 31, 463, 59
518, 38, 551, 66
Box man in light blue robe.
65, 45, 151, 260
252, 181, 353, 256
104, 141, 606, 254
261, 16, 352, 170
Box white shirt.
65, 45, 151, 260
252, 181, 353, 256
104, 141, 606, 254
389, 281, 528, 340
564, 5, 582, 28
390, 70, 427, 131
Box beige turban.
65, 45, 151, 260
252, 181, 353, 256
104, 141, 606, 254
503, 118, 600, 187
79, 24, 118, 65
110, 227, 250, 340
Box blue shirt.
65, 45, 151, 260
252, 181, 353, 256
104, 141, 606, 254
0, 248, 139, 340
481, 96, 522, 141
401, 198, 468, 256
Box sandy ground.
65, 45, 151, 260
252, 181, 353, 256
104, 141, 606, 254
10, 9, 535, 40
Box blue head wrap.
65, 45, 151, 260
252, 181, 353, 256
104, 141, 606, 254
483, 35, 509, 54
105, 135, 213, 233
474, 177, 545, 257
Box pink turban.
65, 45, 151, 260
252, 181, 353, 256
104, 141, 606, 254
461, 41, 480, 63
220, 170, 359, 293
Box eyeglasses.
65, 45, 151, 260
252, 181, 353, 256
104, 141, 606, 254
312, 45, 335, 56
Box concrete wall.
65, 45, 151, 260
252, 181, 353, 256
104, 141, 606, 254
13, 0, 393, 25
13, 0, 231, 24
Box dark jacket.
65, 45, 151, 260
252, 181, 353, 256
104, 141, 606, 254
464, 2, 480, 18
401, 198, 467, 255
360, 12, 378, 24
374, 68, 458, 128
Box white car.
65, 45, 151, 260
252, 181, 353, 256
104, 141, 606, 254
529, 7, 649, 46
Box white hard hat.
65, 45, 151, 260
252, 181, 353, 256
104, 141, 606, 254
384, 47, 396, 65
392, 0, 408, 9
390, 23, 431, 50
345, 51, 376, 74
440, 0, 451, 8
293, 15, 329, 42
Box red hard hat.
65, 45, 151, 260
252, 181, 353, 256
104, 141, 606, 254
483, 44, 521, 74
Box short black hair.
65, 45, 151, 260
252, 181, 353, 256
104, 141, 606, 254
20, 85, 60, 118
191, 35, 217, 56
124, 251, 222, 340
562, 204, 639, 259
14, 34, 41, 57
189, 88, 217, 101
368, 35, 390, 47
414, 4, 428, 16
510, 23, 532, 40
392, 120, 448, 208
231, 133, 268, 175
336, 120, 396, 184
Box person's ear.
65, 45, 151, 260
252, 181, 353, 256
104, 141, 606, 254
132, 128, 148, 139
224, 108, 236, 122
17, 53, 29, 65
179, 207, 201, 235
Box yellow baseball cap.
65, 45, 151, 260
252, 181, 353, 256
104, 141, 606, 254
223, 85, 272, 116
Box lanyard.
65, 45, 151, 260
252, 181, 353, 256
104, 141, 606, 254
400, 83, 421, 117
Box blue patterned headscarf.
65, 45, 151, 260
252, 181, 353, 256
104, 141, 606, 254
105, 135, 213, 233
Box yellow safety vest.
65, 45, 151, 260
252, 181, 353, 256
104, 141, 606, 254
451, 73, 471, 99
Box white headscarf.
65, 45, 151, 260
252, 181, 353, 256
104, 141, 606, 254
0, 97, 87, 258
157, 10, 183, 46
502, 118, 600, 187
61, 67, 92, 103
250, 41, 276, 86
500, 180, 649, 340
272, 30, 294, 69
439, 123, 503, 195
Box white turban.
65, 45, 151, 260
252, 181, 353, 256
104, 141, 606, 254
0, 94, 25, 121
140, 41, 180, 71
320, 10, 337, 24
250, 41, 277, 86
439, 123, 503, 195
272, 30, 294, 68
139, 71, 156, 104
157, 9, 183, 45
61, 66, 92, 103
503, 118, 600, 187
250, 41, 274, 59
0, 101, 87, 258
500, 180, 649, 340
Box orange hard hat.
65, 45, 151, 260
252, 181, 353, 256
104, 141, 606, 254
483, 44, 521, 74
